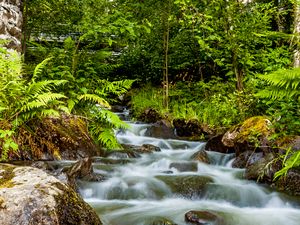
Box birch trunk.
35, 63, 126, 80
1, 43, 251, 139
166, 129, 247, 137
293, 2, 300, 67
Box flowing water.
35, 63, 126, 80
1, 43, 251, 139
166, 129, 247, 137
78, 111, 300, 225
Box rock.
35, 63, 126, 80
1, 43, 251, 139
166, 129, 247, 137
106, 149, 141, 158
145, 120, 176, 139
191, 150, 210, 164
138, 108, 162, 123
92, 157, 132, 165
244, 153, 281, 184
15, 114, 102, 161
185, 210, 225, 225
66, 158, 105, 190
111, 105, 126, 112
151, 218, 178, 225
222, 116, 273, 156
275, 169, 300, 196
173, 119, 203, 138
156, 175, 212, 198
0, 164, 102, 225
169, 162, 198, 172
232, 151, 264, 168
122, 144, 161, 154
205, 135, 234, 154
0, 0, 23, 51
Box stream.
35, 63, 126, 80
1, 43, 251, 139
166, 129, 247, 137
78, 110, 300, 225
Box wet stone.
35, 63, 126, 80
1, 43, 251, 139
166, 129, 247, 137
185, 210, 225, 225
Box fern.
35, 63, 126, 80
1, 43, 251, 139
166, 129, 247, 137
78, 93, 111, 108
32, 57, 53, 82
257, 68, 300, 100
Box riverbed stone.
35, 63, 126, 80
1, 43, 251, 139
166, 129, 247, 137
191, 150, 210, 164
138, 108, 162, 123
145, 120, 176, 139
244, 153, 280, 183
185, 210, 225, 225
0, 164, 102, 225
232, 151, 264, 168
122, 144, 161, 154
151, 218, 178, 225
173, 119, 203, 138
205, 135, 234, 154
169, 162, 198, 172
156, 175, 213, 198
275, 169, 300, 196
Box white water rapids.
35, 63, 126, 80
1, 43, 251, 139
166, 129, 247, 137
78, 112, 300, 225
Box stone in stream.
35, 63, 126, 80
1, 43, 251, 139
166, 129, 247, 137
185, 210, 225, 225
191, 150, 210, 164
0, 164, 102, 225
169, 162, 198, 172
145, 120, 177, 139
156, 175, 213, 198
232, 151, 264, 168
205, 135, 234, 154
138, 108, 162, 123
151, 218, 178, 225
122, 144, 161, 154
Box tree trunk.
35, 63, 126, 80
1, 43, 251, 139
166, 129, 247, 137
0, 0, 23, 52
293, 1, 300, 67
162, 0, 171, 110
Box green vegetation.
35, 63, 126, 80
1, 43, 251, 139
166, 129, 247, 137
1, 0, 299, 177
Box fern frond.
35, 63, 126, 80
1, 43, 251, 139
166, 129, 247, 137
257, 68, 300, 99
36, 93, 66, 104
26, 80, 67, 96
78, 94, 111, 109
94, 128, 121, 149
32, 57, 53, 82
97, 109, 129, 129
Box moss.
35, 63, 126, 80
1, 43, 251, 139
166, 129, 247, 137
0, 164, 15, 188
53, 182, 102, 225
236, 116, 272, 143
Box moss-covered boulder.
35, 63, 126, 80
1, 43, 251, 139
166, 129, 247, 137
222, 116, 273, 156
156, 175, 213, 198
0, 164, 102, 225
15, 114, 101, 160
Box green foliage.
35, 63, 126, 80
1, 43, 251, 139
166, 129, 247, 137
257, 68, 300, 100
274, 147, 300, 180
131, 81, 259, 128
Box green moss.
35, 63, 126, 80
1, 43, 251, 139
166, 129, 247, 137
0, 164, 15, 188
236, 116, 272, 143
53, 182, 103, 225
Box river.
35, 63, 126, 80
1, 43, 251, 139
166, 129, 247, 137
78, 110, 300, 225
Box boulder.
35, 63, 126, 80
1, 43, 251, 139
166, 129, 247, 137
15, 114, 102, 161
169, 162, 198, 172
275, 169, 300, 196
205, 135, 234, 154
156, 175, 212, 198
191, 150, 210, 164
138, 108, 162, 123
145, 120, 176, 139
122, 144, 161, 154
244, 153, 280, 183
222, 116, 273, 156
150, 218, 178, 225
232, 151, 264, 168
185, 210, 225, 225
173, 119, 203, 138
0, 164, 102, 225
66, 158, 105, 190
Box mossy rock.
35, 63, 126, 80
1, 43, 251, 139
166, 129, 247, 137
0, 164, 102, 225
156, 175, 213, 198
222, 116, 273, 155
13, 114, 102, 161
